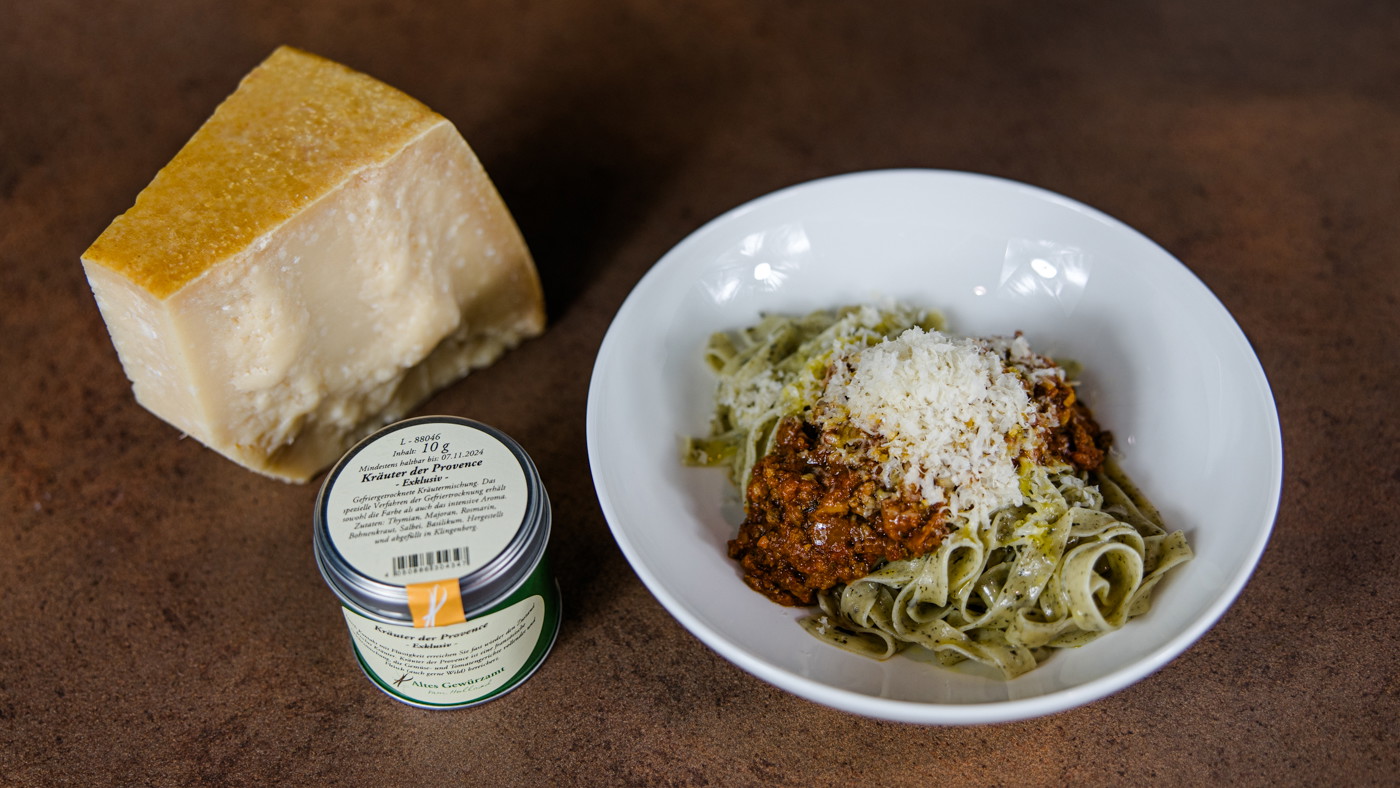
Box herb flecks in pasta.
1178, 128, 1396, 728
685, 305, 1192, 679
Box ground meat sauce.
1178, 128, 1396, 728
1031, 374, 1110, 472
728, 373, 1111, 607
729, 418, 948, 606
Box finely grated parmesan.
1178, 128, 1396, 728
814, 327, 1055, 524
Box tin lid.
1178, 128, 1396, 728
314, 416, 550, 624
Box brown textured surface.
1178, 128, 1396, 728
1, 1, 1396, 785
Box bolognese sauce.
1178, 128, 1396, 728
728, 370, 1110, 607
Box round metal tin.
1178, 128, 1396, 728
314, 416, 559, 708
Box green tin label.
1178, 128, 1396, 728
342, 560, 560, 708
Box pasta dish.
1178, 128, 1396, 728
684, 304, 1191, 678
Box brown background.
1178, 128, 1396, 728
2, 1, 1397, 785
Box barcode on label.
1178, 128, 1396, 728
391, 546, 470, 577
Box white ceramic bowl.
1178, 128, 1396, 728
586, 170, 1282, 724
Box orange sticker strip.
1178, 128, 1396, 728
406, 579, 467, 628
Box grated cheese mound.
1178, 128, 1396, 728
814, 328, 1057, 524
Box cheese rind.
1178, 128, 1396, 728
81, 47, 545, 482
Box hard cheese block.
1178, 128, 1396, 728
81, 47, 545, 482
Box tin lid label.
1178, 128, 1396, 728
324, 420, 530, 585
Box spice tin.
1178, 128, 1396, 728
314, 416, 559, 709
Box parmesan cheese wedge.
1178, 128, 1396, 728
81, 46, 545, 482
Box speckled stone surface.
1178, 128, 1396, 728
2, 2, 1396, 785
